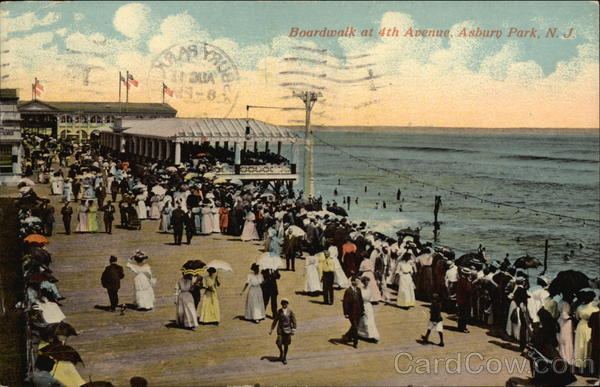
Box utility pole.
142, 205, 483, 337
293, 90, 322, 198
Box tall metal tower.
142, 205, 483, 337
293, 90, 322, 198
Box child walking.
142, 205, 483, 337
421, 293, 445, 347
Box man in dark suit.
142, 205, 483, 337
42, 201, 55, 236
342, 276, 364, 348
184, 209, 195, 245
170, 205, 185, 245
60, 202, 73, 235
95, 184, 106, 209
269, 298, 296, 364
101, 255, 124, 311
261, 268, 281, 318
103, 200, 115, 234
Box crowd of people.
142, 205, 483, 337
13, 132, 600, 386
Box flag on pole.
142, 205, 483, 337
121, 73, 129, 88
33, 84, 41, 97
34, 79, 44, 91
127, 73, 138, 87
163, 83, 174, 97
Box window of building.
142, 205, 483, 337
0, 145, 13, 174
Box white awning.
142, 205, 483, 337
114, 118, 300, 144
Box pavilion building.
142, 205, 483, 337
17, 100, 176, 141
0, 89, 23, 186
99, 117, 301, 188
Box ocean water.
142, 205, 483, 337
291, 130, 600, 279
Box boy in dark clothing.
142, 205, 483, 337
421, 293, 445, 347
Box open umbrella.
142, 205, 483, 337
287, 225, 306, 237
456, 252, 485, 268
166, 166, 178, 172
513, 255, 542, 269
183, 259, 206, 270
42, 321, 78, 339
327, 206, 348, 217
230, 178, 243, 186
39, 343, 84, 365
184, 172, 198, 180
257, 252, 282, 270
214, 178, 228, 184
23, 217, 42, 225
203, 172, 216, 179
24, 234, 49, 245
548, 270, 590, 298
206, 260, 233, 273
151, 185, 166, 196
80, 382, 114, 387
19, 177, 35, 187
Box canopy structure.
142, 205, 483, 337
114, 118, 299, 145
99, 117, 301, 185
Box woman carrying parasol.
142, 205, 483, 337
126, 250, 155, 311
199, 267, 220, 325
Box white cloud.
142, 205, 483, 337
113, 3, 151, 39
0, 11, 59, 37
147, 12, 211, 54
55, 28, 67, 37
73, 12, 85, 22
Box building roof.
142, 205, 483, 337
0, 89, 19, 100
111, 118, 300, 144
18, 100, 177, 115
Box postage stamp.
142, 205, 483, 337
147, 42, 240, 118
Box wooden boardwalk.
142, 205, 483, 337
10, 184, 535, 386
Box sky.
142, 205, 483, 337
0, 1, 598, 128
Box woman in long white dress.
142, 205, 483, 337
149, 194, 161, 219
75, 201, 89, 233
62, 179, 73, 202
358, 276, 380, 342
175, 274, 198, 330
160, 198, 173, 233
574, 296, 598, 368
396, 254, 416, 308
240, 208, 259, 241
505, 284, 524, 340
240, 263, 266, 323
211, 202, 220, 233
136, 194, 148, 220
359, 259, 382, 302
557, 298, 574, 364
51, 175, 64, 195
304, 254, 322, 294
127, 254, 155, 310
331, 246, 350, 289
201, 204, 213, 235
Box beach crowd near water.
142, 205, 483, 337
12, 133, 600, 386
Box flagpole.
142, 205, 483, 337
119, 71, 122, 103
125, 70, 129, 106
162, 82, 165, 104
33, 78, 37, 101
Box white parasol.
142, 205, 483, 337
256, 252, 282, 270
19, 186, 33, 193
287, 225, 306, 237
206, 260, 233, 272
19, 178, 35, 187
151, 185, 166, 196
